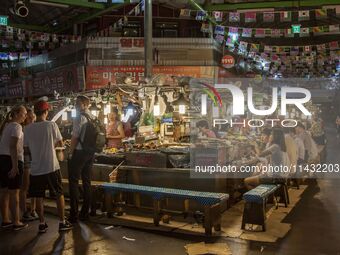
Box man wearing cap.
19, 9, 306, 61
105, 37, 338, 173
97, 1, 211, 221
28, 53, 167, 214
24, 100, 73, 233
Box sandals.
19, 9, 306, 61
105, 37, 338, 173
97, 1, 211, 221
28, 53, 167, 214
13, 223, 28, 231
1, 222, 13, 229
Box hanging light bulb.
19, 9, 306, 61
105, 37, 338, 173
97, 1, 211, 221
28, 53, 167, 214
71, 109, 77, 118
89, 103, 99, 117
62, 112, 68, 121
104, 104, 111, 115
172, 88, 189, 115
201, 94, 207, 116
154, 104, 160, 116
153, 95, 160, 116
231, 33, 238, 42
179, 105, 186, 114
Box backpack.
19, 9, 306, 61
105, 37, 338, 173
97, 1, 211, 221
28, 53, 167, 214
79, 113, 106, 153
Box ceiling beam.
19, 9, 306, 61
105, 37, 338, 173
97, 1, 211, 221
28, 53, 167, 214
32, 0, 105, 9
9, 22, 51, 32
206, 0, 340, 11
54, 0, 130, 33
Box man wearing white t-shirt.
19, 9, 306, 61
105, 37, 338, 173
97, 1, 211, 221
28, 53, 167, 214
24, 101, 72, 233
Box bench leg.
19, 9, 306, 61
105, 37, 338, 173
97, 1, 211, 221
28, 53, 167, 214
275, 184, 289, 207
153, 200, 162, 226
90, 186, 101, 216
115, 192, 124, 216
285, 184, 290, 205
241, 202, 266, 231
183, 199, 189, 218
104, 192, 114, 218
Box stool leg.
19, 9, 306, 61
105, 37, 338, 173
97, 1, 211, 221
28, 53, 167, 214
285, 185, 290, 205
115, 192, 124, 216
90, 186, 98, 216
262, 202, 266, 231
104, 192, 114, 218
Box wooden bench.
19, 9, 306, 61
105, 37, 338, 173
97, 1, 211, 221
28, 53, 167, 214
101, 183, 229, 235
241, 183, 289, 231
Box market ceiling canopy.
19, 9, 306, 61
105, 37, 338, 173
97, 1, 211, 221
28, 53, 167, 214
1, 0, 339, 33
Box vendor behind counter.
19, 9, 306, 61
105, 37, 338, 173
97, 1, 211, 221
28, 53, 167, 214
106, 108, 125, 149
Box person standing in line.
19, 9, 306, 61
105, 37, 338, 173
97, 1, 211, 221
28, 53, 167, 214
0, 105, 28, 230
68, 95, 95, 223
21, 107, 39, 221
24, 101, 72, 233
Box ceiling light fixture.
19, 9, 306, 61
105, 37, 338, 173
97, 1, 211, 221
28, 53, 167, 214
15, 0, 29, 17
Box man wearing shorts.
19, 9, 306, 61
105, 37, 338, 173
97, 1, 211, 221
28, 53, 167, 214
24, 101, 72, 233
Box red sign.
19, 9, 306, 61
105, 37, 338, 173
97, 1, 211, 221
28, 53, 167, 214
86, 66, 215, 90
28, 65, 81, 96
119, 38, 144, 52
221, 55, 235, 69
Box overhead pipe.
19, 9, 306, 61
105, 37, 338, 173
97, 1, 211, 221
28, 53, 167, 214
144, 0, 153, 79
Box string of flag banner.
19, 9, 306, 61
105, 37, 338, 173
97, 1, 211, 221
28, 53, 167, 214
182, 7, 340, 23
178, 7, 340, 39
209, 23, 340, 40
229, 39, 339, 78
0, 25, 81, 63
229, 40, 340, 54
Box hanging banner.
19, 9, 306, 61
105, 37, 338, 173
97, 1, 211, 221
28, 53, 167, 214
315, 9, 327, 19
85, 66, 216, 90
242, 28, 252, 37
27, 64, 82, 96
280, 11, 292, 22
255, 28, 265, 38
263, 12, 275, 22
180, 9, 191, 17
195, 10, 206, 21
245, 12, 256, 23
298, 10, 310, 21
201, 23, 211, 33
213, 11, 223, 22
229, 12, 240, 23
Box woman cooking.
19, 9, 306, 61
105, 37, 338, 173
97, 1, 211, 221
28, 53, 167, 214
106, 108, 125, 149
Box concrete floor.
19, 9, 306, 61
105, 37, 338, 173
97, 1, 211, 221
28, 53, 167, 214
1, 127, 340, 255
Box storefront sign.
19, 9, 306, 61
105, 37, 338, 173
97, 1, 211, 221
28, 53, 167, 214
221, 55, 235, 69
7, 80, 24, 98
86, 66, 215, 90
0, 16, 8, 26
28, 65, 82, 96
119, 38, 144, 52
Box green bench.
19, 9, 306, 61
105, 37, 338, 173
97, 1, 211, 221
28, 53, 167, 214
242, 183, 289, 231
101, 183, 229, 235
